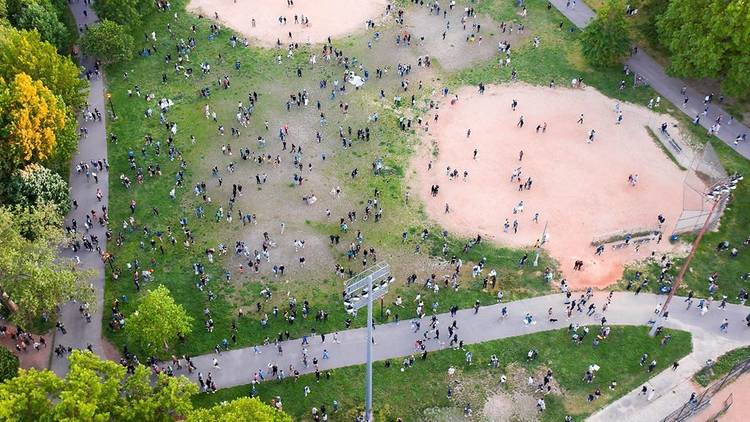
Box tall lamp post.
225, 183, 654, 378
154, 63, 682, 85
343, 263, 391, 421
649, 173, 743, 336
107, 92, 117, 119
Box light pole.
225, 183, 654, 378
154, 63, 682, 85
649, 173, 742, 336
107, 92, 117, 119
343, 263, 391, 421
533, 221, 549, 267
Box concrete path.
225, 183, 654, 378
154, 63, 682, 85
548, 0, 750, 159
51, 1, 109, 376
175, 291, 748, 421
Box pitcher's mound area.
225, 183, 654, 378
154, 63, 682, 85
414, 85, 687, 288
188, 0, 388, 47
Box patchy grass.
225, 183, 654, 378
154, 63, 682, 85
694, 346, 750, 387
194, 326, 692, 421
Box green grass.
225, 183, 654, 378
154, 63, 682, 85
99, 0, 749, 362
694, 346, 750, 387
453, 0, 658, 107
194, 326, 692, 421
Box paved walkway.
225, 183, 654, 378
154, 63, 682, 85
175, 291, 748, 420
51, 0, 109, 376
548, 0, 750, 159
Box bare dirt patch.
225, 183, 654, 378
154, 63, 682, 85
187, 0, 388, 47
413, 84, 690, 289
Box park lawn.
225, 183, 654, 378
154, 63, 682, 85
453, 0, 658, 107
193, 326, 692, 421
101, 0, 561, 358
99, 0, 744, 360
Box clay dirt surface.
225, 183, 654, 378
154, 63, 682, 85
414, 84, 689, 288
187, 0, 388, 47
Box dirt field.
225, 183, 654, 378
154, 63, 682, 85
187, 0, 388, 47
413, 84, 689, 288
699, 373, 750, 422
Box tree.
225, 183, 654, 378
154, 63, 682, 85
93, 0, 150, 25
0, 205, 93, 325
0, 350, 197, 421
127, 285, 192, 355
657, 0, 750, 99
580, 0, 632, 67
0, 73, 68, 176
0, 25, 86, 109
7, 163, 70, 215
0, 348, 18, 383
80, 19, 134, 64
187, 397, 293, 422
7, 0, 69, 52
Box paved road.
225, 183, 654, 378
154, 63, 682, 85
175, 291, 748, 421
548, 0, 750, 159
51, 0, 108, 376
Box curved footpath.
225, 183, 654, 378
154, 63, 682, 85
548, 0, 750, 159
50, 0, 108, 375
174, 291, 748, 422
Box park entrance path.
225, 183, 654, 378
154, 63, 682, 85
176, 292, 748, 421
548, 0, 750, 159
51, 1, 109, 376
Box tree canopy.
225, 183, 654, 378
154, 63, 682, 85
0, 205, 93, 325
0, 348, 18, 383
0, 25, 86, 109
6, 0, 70, 52
0, 72, 68, 175
7, 163, 70, 214
80, 19, 134, 65
0, 351, 292, 421
93, 0, 150, 25
0, 350, 198, 421
127, 285, 193, 355
580, 0, 632, 67
657, 0, 750, 99
187, 397, 293, 422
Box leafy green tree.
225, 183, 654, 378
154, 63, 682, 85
580, 0, 632, 67
657, 0, 750, 99
7, 163, 70, 214
80, 19, 134, 64
0, 25, 86, 109
0, 367, 61, 420
7, 0, 69, 51
187, 397, 293, 422
0, 205, 93, 325
0, 350, 197, 421
93, 0, 150, 25
127, 285, 192, 355
0, 348, 18, 382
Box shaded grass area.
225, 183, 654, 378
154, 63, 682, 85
194, 326, 692, 421
694, 346, 750, 387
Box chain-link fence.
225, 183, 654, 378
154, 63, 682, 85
671, 141, 728, 236
661, 357, 750, 422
